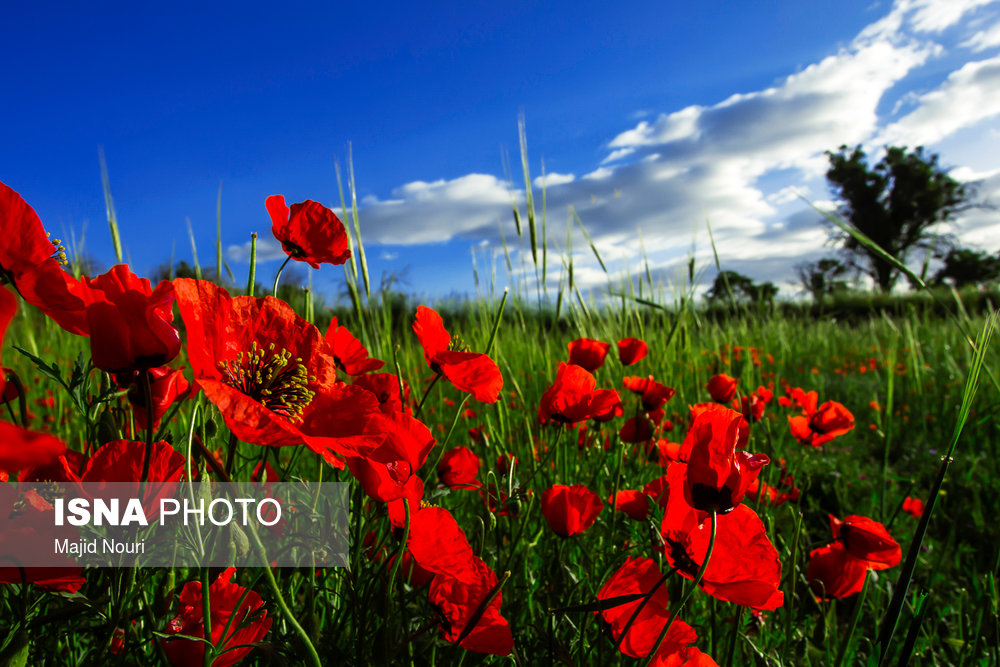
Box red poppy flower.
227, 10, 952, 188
387, 549, 436, 588
538, 363, 621, 425
660, 463, 783, 610
650, 439, 689, 466
437, 445, 482, 489
116, 366, 191, 431
623, 376, 676, 412
0, 286, 16, 396
344, 410, 435, 502
0, 421, 66, 475
11, 258, 90, 335
651, 646, 720, 666
806, 542, 868, 600
596, 557, 697, 659
0, 181, 65, 283
733, 391, 766, 423
788, 397, 854, 447
610, 489, 651, 521
829, 514, 901, 569
643, 474, 671, 508
617, 337, 648, 366
0, 485, 85, 592
387, 477, 425, 528
412, 306, 502, 403
428, 557, 513, 655
325, 316, 384, 375
683, 405, 768, 514
777, 387, 811, 410
620, 414, 657, 443
567, 338, 611, 372
540, 483, 604, 537
161, 567, 272, 667
406, 505, 478, 582
61, 439, 185, 518
80, 265, 182, 373
266, 195, 350, 268
352, 372, 410, 415
706, 374, 737, 403
173, 279, 384, 464
902, 496, 924, 518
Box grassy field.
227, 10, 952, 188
2, 276, 998, 665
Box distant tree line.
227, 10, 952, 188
706, 144, 998, 308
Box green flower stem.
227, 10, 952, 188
640, 509, 718, 667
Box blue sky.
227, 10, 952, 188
3, 0, 1000, 302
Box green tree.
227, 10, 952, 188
932, 246, 1000, 288
825, 145, 969, 292
706, 270, 778, 306
796, 257, 850, 303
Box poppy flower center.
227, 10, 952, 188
218, 341, 316, 420
447, 335, 471, 353
48, 235, 68, 265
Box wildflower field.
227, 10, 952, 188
0, 178, 998, 666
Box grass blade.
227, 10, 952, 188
98, 147, 124, 264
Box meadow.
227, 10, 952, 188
1, 172, 998, 667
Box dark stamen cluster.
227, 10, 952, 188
218, 341, 315, 420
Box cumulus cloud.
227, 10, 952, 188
880, 54, 1000, 145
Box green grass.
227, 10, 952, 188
2, 283, 997, 665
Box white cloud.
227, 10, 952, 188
962, 19, 1000, 50
880, 54, 1000, 145
583, 167, 614, 180
226, 236, 286, 263
532, 172, 575, 188
601, 147, 635, 163
905, 0, 996, 33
